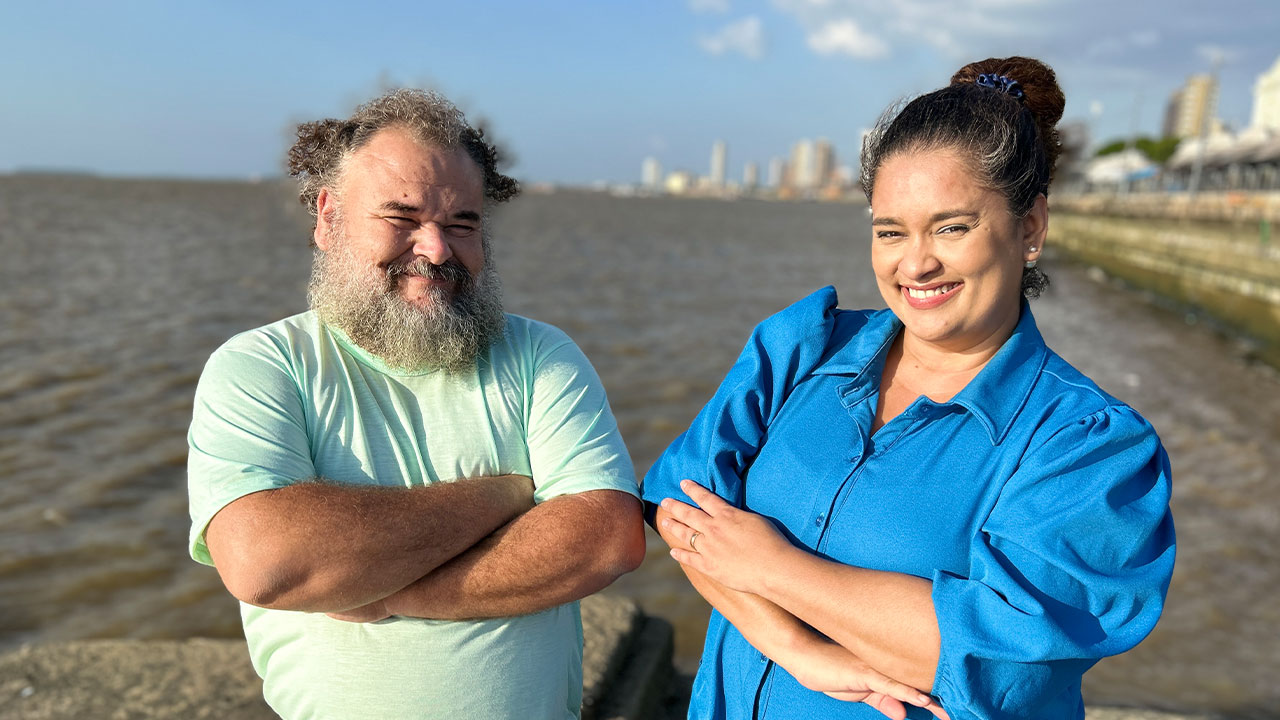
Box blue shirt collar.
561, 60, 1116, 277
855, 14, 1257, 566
814, 300, 1049, 445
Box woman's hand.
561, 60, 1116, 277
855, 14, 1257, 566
779, 637, 947, 720
660, 479, 799, 594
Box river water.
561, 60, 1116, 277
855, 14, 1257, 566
1, 176, 1278, 718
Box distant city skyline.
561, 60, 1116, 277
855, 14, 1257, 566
3, 0, 1279, 184
639, 133, 859, 202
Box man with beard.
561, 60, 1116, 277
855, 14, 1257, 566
186, 89, 645, 720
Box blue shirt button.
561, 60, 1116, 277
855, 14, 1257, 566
814, 514, 825, 527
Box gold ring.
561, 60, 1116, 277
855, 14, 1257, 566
689, 532, 701, 552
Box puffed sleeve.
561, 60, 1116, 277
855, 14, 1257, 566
641, 286, 839, 515
931, 405, 1176, 720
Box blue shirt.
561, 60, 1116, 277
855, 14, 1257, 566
642, 287, 1175, 720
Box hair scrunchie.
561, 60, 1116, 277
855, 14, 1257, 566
975, 73, 1024, 101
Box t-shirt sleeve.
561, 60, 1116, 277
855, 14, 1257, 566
641, 286, 839, 516
930, 404, 1176, 720
187, 336, 316, 566
525, 331, 638, 503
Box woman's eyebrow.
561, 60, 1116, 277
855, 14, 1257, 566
871, 209, 978, 226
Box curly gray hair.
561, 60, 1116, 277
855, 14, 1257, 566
287, 88, 519, 232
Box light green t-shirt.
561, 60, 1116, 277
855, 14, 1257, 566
187, 311, 638, 720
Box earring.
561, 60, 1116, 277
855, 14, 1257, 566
1025, 246, 1038, 268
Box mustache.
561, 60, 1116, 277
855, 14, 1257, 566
386, 258, 473, 286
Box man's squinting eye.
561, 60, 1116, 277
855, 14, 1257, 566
938, 224, 969, 234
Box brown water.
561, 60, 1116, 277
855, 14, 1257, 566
1, 176, 1278, 718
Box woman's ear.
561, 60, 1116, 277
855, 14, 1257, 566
1022, 194, 1049, 263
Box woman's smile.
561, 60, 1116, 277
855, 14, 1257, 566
870, 149, 1035, 356
901, 281, 963, 308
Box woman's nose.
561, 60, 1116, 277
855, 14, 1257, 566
900, 237, 941, 278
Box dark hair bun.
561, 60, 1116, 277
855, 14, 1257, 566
951, 57, 1064, 182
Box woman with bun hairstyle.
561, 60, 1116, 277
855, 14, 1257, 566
643, 57, 1175, 720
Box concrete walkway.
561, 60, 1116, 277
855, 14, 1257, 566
0, 594, 675, 720
0, 595, 1218, 719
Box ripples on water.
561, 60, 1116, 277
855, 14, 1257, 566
1, 176, 1278, 717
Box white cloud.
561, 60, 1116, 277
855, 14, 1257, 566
893, 22, 961, 56
969, 0, 1052, 7
885, 0, 1027, 48
1195, 44, 1240, 66
698, 16, 765, 59
688, 0, 731, 14
1086, 28, 1161, 58
772, 0, 1050, 59
807, 19, 888, 59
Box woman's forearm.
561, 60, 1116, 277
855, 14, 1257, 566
658, 486, 942, 692
655, 506, 810, 657
757, 546, 942, 691
655, 506, 934, 712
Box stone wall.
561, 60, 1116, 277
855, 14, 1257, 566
0, 594, 676, 720
1054, 191, 1280, 224
0, 592, 1228, 719
1048, 210, 1280, 365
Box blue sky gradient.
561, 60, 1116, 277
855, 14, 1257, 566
3, 0, 1277, 184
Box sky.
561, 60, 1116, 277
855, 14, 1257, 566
2, 0, 1278, 185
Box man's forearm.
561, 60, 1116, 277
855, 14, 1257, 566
206, 474, 533, 613
380, 490, 645, 619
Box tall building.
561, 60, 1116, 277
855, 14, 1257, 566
1161, 88, 1184, 138
814, 138, 836, 188
743, 161, 759, 189
790, 139, 816, 189
1164, 74, 1219, 139
767, 157, 785, 188
664, 170, 694, 195
710, 140, 727, 187
641, 157, 662, 189
1252, 55, 1280, 131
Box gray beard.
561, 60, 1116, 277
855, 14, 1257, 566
307, 234, 507, 374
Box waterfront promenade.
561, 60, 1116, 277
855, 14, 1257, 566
1049, 191, 1280, 366
0, 596, 1220, 720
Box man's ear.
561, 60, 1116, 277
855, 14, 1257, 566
314, 188, 337, 250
